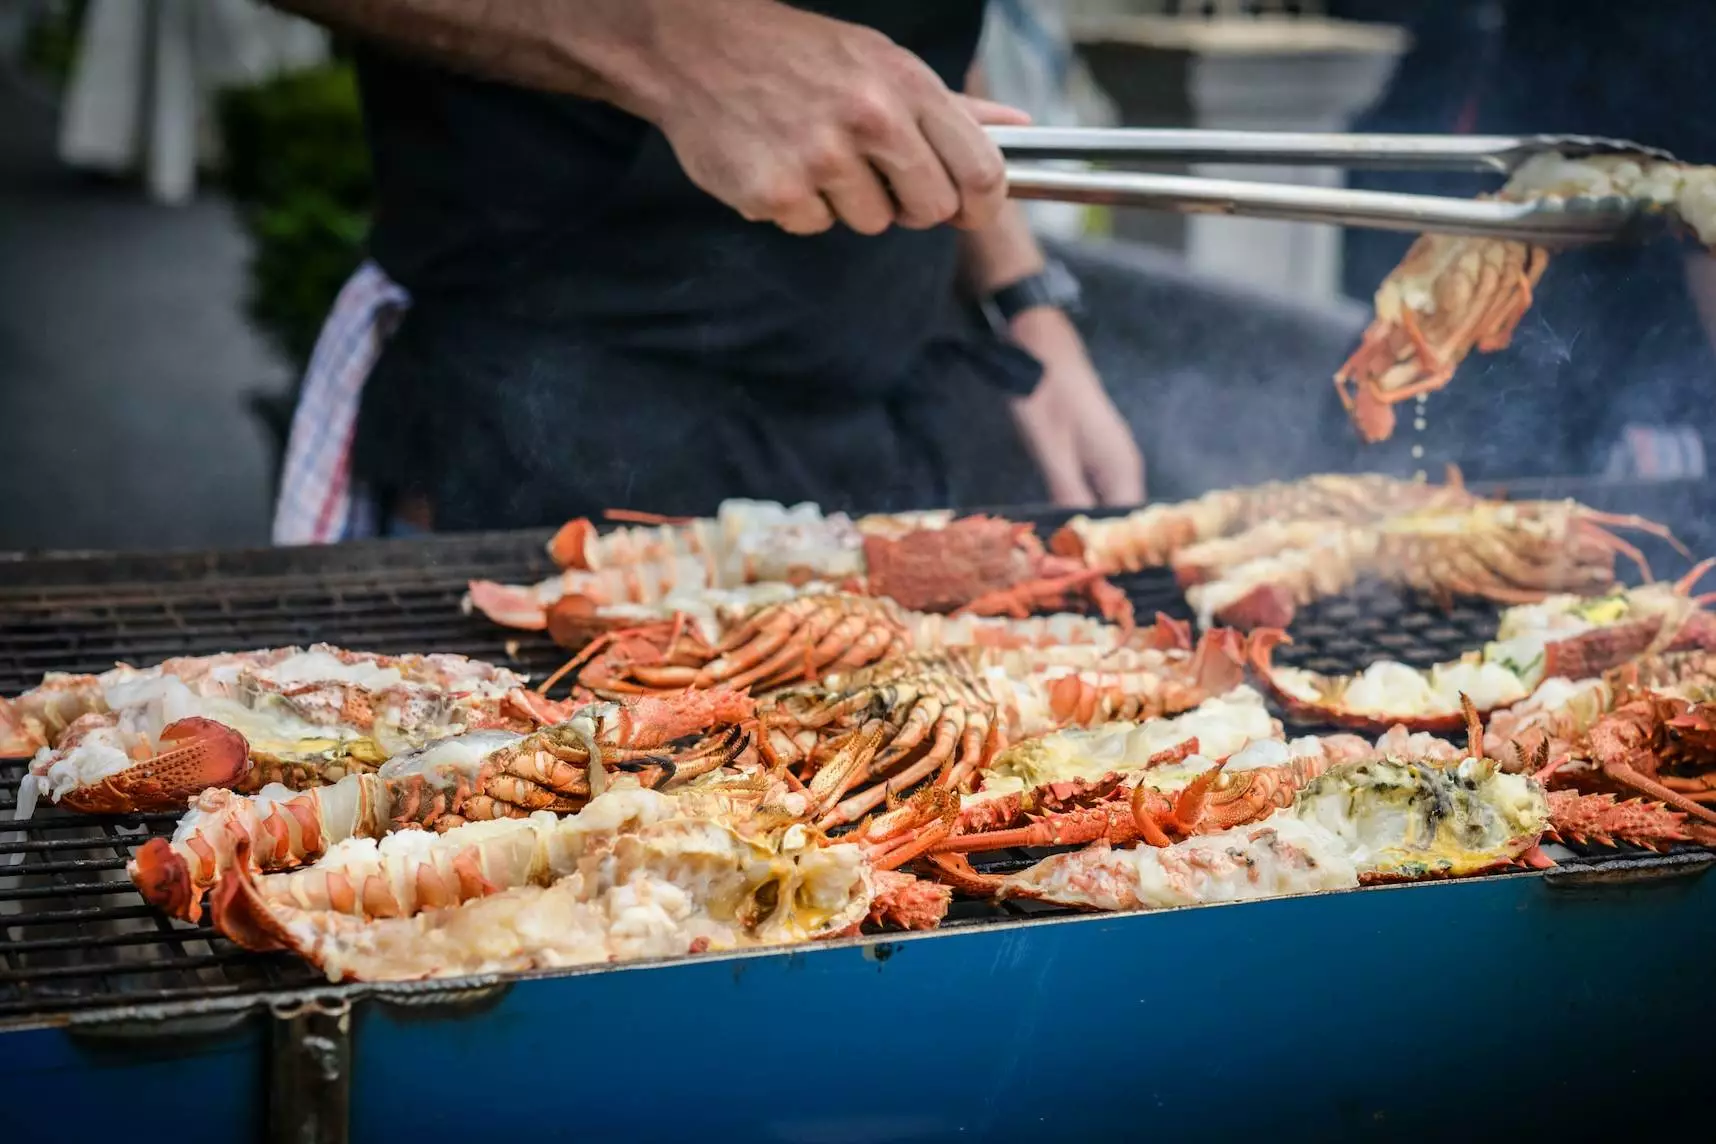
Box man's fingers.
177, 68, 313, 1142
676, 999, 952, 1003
817, 159, 899, 235
1029, 432, 1098, 508
1044, 461, 1098, 510
954, 94, 1032, 127
1089, 448, 1146, 507
773, 191, 838, 235
918, 100, 1012, 231
865, 132, 961, 230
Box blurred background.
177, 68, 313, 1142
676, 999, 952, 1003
2, 0, 1711, 552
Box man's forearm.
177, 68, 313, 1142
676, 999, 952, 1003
959, 200, 1047, 293
268, 0, 678, 118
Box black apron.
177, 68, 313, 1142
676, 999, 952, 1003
351, 1, 1043, 529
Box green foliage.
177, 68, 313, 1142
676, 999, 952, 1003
217, 63, 375, 370
21, 0, 88, 85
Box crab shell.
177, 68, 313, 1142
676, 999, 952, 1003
58, 717, 250, 815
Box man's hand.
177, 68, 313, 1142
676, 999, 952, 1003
270, 0, 1027, 235
1008, 308, 1145, 508
643, 1, 1029, 235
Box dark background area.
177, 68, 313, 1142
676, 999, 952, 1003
2, 1, 1711, 552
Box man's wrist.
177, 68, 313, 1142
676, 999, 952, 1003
980, 259, 1083, 337
1008, 304, 1077, 341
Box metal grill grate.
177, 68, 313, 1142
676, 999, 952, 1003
0, 509, 1693, 1026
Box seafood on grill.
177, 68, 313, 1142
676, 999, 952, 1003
1467, 675, 1716, 850
843, 686, 1385, 870
1292, 754, 1550, 881
568, 594, 913, 698
209, 785, 887, 982
1540, 689, 1716, 832
905, 732, 1371, 861
858, 514, 1130, 622
1185, 500, 1673, 631
751, 630, 1256, 831
565, 593, 1207, 700
1336, 153, 1716, 442
8, 646, 572, 817
1051, 469, 1474, 574
468, 508, 1130, 637
1544, 789, 1716, 852
925, 818, 1359, 910
464, 500, 910, 631
128, 692, 754, 921
1250, 568, 1716, 733
1481, 676, 1616, 773
930, 750, 1550, 909
547, 500, 951, 579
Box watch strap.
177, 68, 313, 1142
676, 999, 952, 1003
980, 259, 1083, 332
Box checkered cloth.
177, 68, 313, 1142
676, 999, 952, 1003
270, 260, 411, 544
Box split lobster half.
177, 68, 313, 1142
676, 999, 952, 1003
465, 502, 1133, 641
1050, 469, 1475, 574
129, 690, 755, 923
6, 645, 578, 818
1248, 563, 1716, 735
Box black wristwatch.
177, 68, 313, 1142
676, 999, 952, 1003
979, 258, 1084, 336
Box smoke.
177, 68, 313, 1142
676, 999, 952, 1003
1059, 237, 1378, 501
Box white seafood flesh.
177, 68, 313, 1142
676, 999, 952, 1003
978, 686, 1279, 797
1292, 756, 1549, 880
232, 787, 873, 982
1269, 658, 1529, 718
993, 818, 1357, 910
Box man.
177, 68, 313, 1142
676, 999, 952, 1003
269, 0, 1142, 539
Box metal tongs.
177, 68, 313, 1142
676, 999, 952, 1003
992, 127, 1676, 245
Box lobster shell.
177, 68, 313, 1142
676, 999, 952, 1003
1246, 630, 1472, 735
58, 717, 250, 815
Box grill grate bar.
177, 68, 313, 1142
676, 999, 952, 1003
2, 903, 168, 929
2, 879, 158, 902
0, 856, 132, 876
0, 951, 276, 985
0, 814, 178, 838
4, 926, 222, 953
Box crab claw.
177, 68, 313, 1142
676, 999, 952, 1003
59, 717, 250, 815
